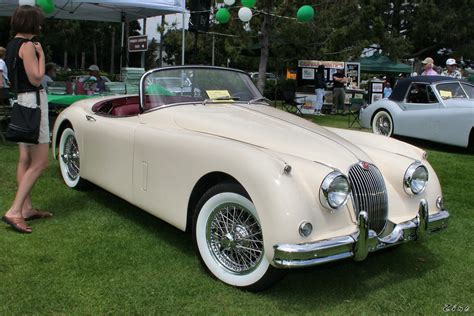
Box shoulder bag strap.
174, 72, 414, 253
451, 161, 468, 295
12, 38, 28, 101
12, 39, 40, 106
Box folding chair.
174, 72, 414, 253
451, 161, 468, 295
0, 105, 12, 143
347, 98, 364, 128
282, 89, 306, 116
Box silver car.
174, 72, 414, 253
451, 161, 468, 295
360, 76, 474, 149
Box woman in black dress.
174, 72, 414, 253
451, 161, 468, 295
2, 5, 52, 233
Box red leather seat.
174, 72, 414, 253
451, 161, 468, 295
65, 82, 74, 94
110, 103, 140, 116
75, 82, 86, 95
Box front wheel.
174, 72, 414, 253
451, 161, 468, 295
192, 183, 284, 291
59, 127, 87, 189
372, 110, 394, 136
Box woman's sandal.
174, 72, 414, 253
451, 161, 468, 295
1, 216, 32, 234
24, 209, 53, 221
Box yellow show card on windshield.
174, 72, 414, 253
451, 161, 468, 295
206, 90, 233, 102
439, 90, 452, 98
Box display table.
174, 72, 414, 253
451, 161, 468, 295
47, 94, 96, 106
295, 87, 367, 115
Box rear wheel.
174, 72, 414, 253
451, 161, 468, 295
467, 128, 474, 153
372, 110, 393, 136
192, 183, 284, 291
59, 128, 87, 189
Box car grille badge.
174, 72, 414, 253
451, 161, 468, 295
359, 161, 370, 171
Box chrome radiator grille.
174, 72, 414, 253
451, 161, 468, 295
348, 163, 388, 234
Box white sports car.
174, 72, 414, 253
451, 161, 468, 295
360, 76, 474, 149
52, 66, 449, 291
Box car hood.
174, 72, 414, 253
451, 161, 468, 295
172, 104, 373, 170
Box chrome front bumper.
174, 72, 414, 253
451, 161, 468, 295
273, 200, 449, 268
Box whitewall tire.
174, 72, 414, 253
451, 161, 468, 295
59, 128, 86, 189
372, 110, 394, 137
193, 183, 283, 291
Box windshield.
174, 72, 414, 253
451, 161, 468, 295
436, 82, 468, 99
141, 67, 262, 110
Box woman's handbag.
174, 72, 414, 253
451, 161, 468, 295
5, 100, 41, 144
4, 38, 41, 144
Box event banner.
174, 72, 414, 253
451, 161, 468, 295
298, 60, 345, 69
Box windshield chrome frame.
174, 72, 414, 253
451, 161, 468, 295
139, 65, 262, 112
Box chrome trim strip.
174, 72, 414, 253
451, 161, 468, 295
273, 204, 449, 268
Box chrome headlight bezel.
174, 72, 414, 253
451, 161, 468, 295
403, 162, 429, 195
320, 171, 351, 210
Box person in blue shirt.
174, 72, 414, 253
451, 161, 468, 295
383, 82, 392, 98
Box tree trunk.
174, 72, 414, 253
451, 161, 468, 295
63, 51, 68, 69
81, 52, 85, 70
159, 15, 165, 67
257, 1, 273, 93
110, 28, 115, 74
93, 41, 98, 66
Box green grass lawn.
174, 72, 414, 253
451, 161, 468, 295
0, 115, 473, 315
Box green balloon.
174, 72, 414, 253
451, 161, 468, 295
241, 0, 256, 8
36, 0, 54, 14
297, 5, 315, 23
216, 8, 231, 24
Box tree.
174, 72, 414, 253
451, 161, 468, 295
145, 38, 159, 69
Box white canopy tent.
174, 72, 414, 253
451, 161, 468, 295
0, 0, 185, 22
0, 0, 187, 66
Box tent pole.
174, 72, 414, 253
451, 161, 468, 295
181, 12, 185, 65
212, 34, 215, 66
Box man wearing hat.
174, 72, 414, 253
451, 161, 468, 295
80, 64, 109, 92
441, 58, 462, 79
421, 57, 438, 76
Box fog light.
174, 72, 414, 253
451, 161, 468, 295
436, 196, 444, 210
299, 221, 313, 237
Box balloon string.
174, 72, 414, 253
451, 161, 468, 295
190, 8, 297, 21
193, 3, 323, 22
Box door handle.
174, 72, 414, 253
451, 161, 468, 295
86, 115, 96, 122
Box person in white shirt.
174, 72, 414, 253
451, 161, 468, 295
441, 58, 462, 79
0, 46, 9, 88
0, 46, 9, 103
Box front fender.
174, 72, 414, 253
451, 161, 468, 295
130, 127, 357, 264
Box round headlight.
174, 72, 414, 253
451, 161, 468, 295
320, 171, 351, 210
404, 162, 429, 195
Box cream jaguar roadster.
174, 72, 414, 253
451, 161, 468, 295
52, 66, 449, 291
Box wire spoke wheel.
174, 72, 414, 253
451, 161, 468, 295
62, 134, 80, 181
207, 203, 264, 274
59, 127, 86, 189
193, 183, 284, 291
372, 110, 393, 136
